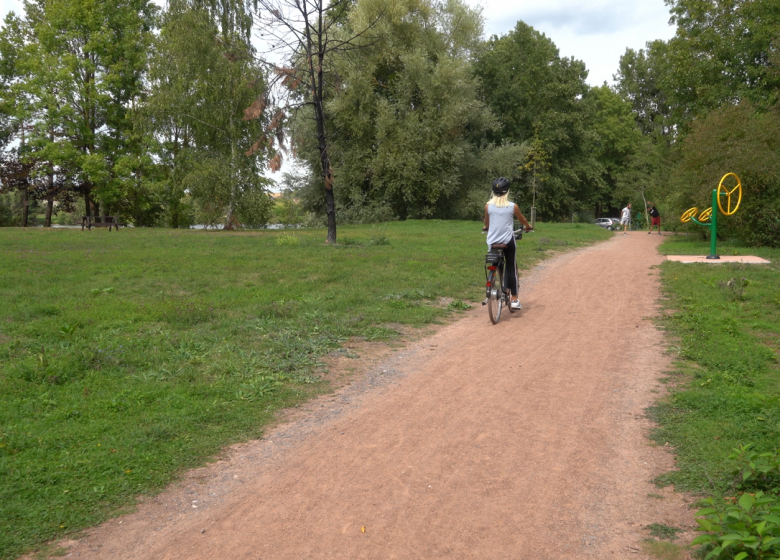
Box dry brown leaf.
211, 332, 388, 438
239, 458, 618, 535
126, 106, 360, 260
243, 98, 266, 121
269, 153, 282, 172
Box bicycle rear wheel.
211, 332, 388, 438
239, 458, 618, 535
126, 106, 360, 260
487, 268, 503, 324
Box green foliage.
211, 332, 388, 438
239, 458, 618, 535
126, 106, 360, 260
295, 0, 520, 221
275, 232, 302, 246
146, 5, 273, 229
474, 21, 605, 219
670, 103, 780, 247
0, 222, 610, 558
664, 0, 780, 121
693, 492, 780, 559
586, 85, 643, 211
729, 445, 780, 494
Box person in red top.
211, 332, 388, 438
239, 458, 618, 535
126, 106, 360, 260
647, 203, 661, 235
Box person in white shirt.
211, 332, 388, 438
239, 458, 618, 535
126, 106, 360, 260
620, 203, 632, 235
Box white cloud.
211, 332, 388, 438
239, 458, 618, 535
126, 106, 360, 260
469, 0, 676, 85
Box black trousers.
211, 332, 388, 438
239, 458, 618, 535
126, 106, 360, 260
502, 237, 518, 296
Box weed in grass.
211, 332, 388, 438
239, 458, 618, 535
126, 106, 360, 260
0, 221, 609, 558
368, 225, 390, 246
535, 237, 551, 252
447, 299, 472, 311
719, 277, 749, 301
646, 523, 682, 540
276, 233, 301, 246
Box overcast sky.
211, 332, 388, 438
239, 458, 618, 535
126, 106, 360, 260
471, 0, 676, 85
1, 0, 676, 86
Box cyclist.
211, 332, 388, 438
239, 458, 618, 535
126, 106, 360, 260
482, 177, 533, 310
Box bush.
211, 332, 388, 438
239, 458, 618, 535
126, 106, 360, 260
692, 492, 780, 559
671, 103, 780, 248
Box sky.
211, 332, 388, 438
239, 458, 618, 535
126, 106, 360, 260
467, 0, 676, 85
0, 0, 676, 86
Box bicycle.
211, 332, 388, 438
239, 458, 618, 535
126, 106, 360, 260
482, 228, 530, 324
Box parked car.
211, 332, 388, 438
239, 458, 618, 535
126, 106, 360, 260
593, 217, 620, 230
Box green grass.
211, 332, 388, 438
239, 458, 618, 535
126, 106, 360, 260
0, 220, 610, 559
651, 235, 780, 497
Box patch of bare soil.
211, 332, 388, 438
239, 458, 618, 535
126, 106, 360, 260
57, 232, 696, 560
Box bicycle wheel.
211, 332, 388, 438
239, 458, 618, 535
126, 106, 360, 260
488, 268, 503, 324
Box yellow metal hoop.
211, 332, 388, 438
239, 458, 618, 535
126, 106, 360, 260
717, 173, 742, 216
681, 207, 699, 223
699, 207, 713, 223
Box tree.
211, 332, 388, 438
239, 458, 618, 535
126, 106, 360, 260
521, 129, 549, 226
671, 102, 780, 246
614, 43, 674, 139
615, 137, 666, 229
474, 21, 602, 219
146, 3, 273, 229
7, 0, 156, 222
293, 0, 513, 221
252, 0, 384, 242
587, 85, 642, 217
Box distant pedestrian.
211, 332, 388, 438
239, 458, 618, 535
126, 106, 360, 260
620, 203, 632, 234
647, 203, 661, 235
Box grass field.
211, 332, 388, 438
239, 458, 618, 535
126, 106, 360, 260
652, 235, 780, 497
0, 220, 610, 559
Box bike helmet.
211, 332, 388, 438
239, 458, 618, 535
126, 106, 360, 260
491, 177, 510, 196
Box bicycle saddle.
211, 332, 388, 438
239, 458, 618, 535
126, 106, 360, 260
490, 243, 508, 250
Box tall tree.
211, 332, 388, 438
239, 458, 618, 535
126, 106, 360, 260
252, 0, 384, 242
586, 85, 642, 217
293, 0, 510, 221
11, 0, 156, 221
614, 43, 674, 139
474, 21, 601, 219
147, 4, 273, 229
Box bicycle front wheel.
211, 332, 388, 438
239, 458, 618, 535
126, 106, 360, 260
488, 268, 503, 324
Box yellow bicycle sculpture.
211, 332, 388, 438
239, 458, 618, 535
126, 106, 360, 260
680, 173, 743, 259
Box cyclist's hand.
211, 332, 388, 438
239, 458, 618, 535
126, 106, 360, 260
524, 225, 533, 232
482, 226, 488, 232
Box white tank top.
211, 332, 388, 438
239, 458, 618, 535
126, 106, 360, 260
487, 203, 515, 247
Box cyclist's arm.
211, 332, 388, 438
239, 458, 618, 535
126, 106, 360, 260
513, 205, 532, 230
482, 204, 489, 231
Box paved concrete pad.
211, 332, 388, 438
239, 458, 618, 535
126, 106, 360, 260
666, 255, 770, 264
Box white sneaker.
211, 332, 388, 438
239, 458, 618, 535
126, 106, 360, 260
510, 300, 522, 310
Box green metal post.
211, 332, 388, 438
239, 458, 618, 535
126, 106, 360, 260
707, 188, 719, 259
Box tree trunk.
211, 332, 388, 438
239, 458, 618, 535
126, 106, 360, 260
45, 197, 53, 227
21, 186, 29, 227
315, 97, 336, 244
530, 161, 537, 228
45, 170, 54, 227
224, 114, 238, 230
85, 192, 92, 219
305, 9, 336, 244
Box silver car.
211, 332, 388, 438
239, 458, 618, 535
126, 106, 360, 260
593, 217, 619, 230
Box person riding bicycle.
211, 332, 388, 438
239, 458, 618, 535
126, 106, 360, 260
482, 177, 532, 310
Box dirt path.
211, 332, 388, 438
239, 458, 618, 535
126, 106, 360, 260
62, 233, 695, 559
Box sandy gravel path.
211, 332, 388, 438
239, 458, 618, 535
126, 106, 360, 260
62, 232, 694, 559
